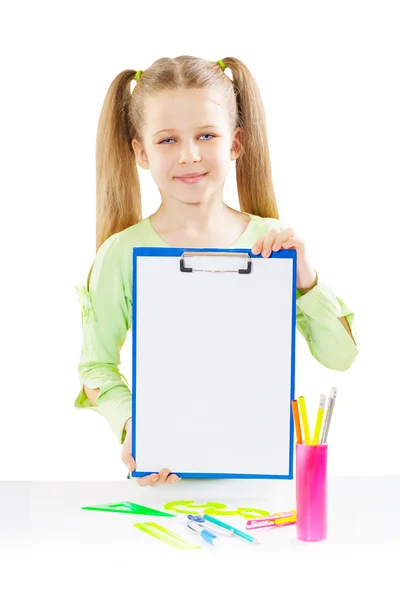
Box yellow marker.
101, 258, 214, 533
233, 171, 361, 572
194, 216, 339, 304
298, 396, 311, 445
274, 512, 297, 525
312, 392, 327, 445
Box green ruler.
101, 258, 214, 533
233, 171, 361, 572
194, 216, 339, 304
134, 522, 201, 550
81, 502, 175, 517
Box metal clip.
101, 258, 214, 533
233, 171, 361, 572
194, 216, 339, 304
180, 251, 252, 274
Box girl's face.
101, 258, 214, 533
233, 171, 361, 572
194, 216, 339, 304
132, 88, 241, 206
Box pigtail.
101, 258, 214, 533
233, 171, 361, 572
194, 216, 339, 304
95, 70, 142, 252
222, 57, 279, 220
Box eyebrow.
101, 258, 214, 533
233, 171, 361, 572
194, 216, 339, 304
152, 125, 219, 137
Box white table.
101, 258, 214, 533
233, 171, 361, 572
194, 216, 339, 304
1, 477, 399, 598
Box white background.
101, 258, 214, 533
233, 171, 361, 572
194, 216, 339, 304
1, 0, 399, 480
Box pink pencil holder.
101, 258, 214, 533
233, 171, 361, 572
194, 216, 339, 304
295, 443, 328, 542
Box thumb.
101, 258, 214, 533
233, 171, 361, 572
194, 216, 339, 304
125, 455, 136, 469
121, 432, 136, 474
124, 456, 137, 476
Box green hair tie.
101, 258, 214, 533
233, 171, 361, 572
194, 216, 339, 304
134, 70, 143, 81
217, 59, 226, 71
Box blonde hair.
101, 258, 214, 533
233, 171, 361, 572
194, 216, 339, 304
95, 55, 279, 252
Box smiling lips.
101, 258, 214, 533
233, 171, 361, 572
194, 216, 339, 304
175, 173, 207, 184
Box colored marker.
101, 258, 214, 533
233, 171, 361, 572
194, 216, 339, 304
298, 395, 311, 445
312, 392, 327, 445
274, 516, 296, 527
246, 518, 276, 530
291, 399, 303, 444
268, 510, 296, 522
246, 511, 296, 530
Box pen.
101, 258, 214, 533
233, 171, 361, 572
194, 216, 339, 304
202, 513, 260, 544
291, 399, 303, 444
320, 387, 337, 443
312, 392, 327, 445
298, 396, 311, 445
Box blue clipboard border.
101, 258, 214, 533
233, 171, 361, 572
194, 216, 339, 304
131, 247, 297, 480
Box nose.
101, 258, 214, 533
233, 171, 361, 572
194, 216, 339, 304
178, 140, 201, 164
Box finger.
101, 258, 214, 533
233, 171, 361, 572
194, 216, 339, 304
152, 468, 171, 487
282, 236, 304, 251
271, 228, 295, 251
166, 474, 181, 484
252, 235, 266, 255
261, 229, 279, 257
281, 236, 297, 249
137, 473, 160, 487
123, 456, 137, 477
252, 230, 276, 255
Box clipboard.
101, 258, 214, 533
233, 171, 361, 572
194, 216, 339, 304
131, 247, 297, 479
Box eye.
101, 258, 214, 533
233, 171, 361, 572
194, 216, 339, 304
159, 134, 216, 144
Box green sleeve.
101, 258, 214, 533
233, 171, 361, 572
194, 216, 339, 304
295, 275, 359, 371
270, 218, 359, 370
74, 233, 132, 444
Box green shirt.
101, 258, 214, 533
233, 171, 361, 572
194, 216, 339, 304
75, 213, 359, 444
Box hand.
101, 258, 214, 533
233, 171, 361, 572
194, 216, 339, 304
252, 227, 318, 292
122, 418, 181, 486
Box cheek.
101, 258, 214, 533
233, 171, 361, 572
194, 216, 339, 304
149, 153, 173, 180
214, 150, 232, 174
202, 145, 227, 168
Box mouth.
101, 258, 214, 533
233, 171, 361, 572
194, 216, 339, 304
175, 173, 208, 184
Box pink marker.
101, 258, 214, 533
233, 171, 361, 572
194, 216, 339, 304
246, 512, 296, 530
246, 518, 276, 530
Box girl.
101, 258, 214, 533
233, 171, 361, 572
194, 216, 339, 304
75, 55, 358, 486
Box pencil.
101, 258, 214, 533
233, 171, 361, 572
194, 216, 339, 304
298, 396, 311, 445
202, 513, 260, 544
320, 387, 337, 443
291, 400, 303, 444
312, 392, 327, 445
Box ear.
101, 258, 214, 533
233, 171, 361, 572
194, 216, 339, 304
230, 127, 242, 160
131, 139, 150, 170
